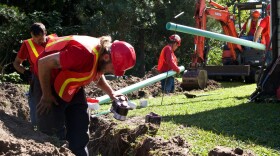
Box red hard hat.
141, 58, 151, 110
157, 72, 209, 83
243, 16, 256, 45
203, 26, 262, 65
266, 4, 270, 11
111, 41, 136, 76
252, 10, 260, 18
169, 34, 181, 46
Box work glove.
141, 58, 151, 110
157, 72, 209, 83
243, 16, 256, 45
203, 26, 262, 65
24, 70, 32, 83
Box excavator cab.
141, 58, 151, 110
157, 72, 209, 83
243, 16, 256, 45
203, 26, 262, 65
233, 0, 268, 83
233, 0, 268, 31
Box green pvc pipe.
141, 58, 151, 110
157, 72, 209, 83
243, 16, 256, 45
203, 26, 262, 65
166, 22, 266, 50
91, 110, 111, 117
97, 66, 185, 104
91, 66, 185, 117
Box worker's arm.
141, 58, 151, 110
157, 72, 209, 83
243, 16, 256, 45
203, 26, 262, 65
253, 26, 263, 42
13, 56, 25, 74
13, 43, 32, 80
37, 52, 61, 115
13, 56, 32, 82
165, 50, 180, 73
96, 75, 116, 99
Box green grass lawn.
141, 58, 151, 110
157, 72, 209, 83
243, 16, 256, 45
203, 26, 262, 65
99, 82, 280, 155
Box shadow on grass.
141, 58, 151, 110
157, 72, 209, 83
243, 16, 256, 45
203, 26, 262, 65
163, 102, 280, 150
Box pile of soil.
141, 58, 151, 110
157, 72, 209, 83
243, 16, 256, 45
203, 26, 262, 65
0, 82, 74, 155
0, 73, 222, 155
88, 115, 191, 156
85, 72, 221, 99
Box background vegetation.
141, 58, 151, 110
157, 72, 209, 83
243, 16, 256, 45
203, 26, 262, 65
0, 0, 256, 78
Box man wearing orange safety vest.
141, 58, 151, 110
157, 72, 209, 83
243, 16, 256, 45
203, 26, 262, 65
32, 35, 136, 155
254, 3, 271, 65
13, 23, 57, 127
239, 10, 261, 50
157, 34, 181, 94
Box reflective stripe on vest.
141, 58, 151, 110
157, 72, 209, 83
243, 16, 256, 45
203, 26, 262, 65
245, 18, 260, 35
26, 34, 58, 60
50, 35, 101, 101
58, 47, 99, 98
46, 36, 72, 49
48, 34, 57, 39
27, 39, 40, 57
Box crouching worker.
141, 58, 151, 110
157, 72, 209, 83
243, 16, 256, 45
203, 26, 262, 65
33, 35, 136, 155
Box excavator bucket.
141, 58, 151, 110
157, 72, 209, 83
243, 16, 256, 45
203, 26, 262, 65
181, 65, 250, 90
181, 69, 207, 90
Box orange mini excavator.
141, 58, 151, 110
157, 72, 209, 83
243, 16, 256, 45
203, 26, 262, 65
181, 0, 267, 90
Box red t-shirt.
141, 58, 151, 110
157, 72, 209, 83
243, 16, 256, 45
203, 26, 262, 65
241, 19, 258, 36
157, 45, 179, 73
35, 41, 94, 83
259, 16, 270, 48
17, 38, 48, 73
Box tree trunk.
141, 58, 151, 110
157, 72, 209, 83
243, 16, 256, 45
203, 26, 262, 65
138, 29, 145, 77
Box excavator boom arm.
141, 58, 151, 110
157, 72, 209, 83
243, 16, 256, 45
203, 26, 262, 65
193, 0, 242, 65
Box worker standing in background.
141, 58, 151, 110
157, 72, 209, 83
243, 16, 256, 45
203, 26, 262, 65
157, 34, 181, 94
239, 10, 261, 50
33, 35, 136, 155
13, 22, 57, 128
254, 3, 271, 65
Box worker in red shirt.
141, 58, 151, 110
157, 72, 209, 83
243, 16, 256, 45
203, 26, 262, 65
13, 23, 57, 127
239, 10, 261, 40
32, 35, 136, 155
157, 34, 181, 94
239, 10, 261, 50
254, 4, 271, 65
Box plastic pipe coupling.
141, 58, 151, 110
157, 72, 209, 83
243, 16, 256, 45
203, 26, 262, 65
110, 95, 132, 121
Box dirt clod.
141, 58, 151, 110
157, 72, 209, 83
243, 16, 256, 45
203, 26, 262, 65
208, 146, 255, 156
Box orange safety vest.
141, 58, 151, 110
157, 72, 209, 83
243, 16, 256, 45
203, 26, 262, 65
44, 35, 101, 102
24, 34, 58, 65
245, 18, 260, 36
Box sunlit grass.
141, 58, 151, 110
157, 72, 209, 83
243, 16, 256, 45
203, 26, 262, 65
98, 82, 280, 155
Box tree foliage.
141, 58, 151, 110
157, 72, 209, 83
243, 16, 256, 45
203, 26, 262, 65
0, 0, 258, 76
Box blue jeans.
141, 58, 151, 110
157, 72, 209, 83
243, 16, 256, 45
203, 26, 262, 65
161, 76, 175, 94
27, 74, 37, 126
33, 76, 89, 156
27, 86, 36, 126
240, 36, 254, 50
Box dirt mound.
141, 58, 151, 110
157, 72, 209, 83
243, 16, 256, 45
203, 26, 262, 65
0, 110, 73, 156
86, 72, 221, 99
88, 115, 191, 156
0, 82, 29, 120
0, 82, 74, 155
